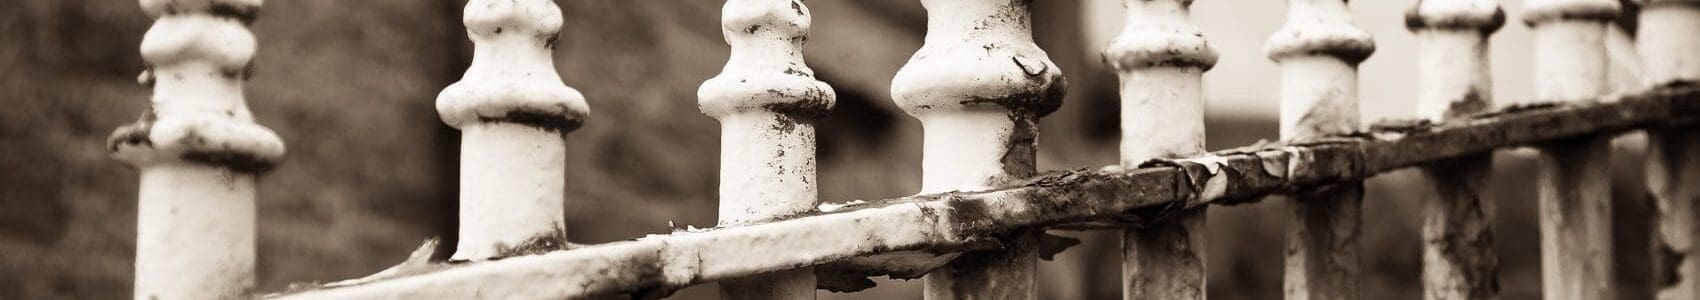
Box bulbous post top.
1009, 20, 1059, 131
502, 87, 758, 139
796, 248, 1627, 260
109, 0, 283, 174
437, 0, 589, 133
1105, 0, 1218, 72
699, 0, 835, 120
1405, 0, 1506, 33
891, 0, 1065, 117
1264, 0, 1376, 65
1523, 0, 1623, 25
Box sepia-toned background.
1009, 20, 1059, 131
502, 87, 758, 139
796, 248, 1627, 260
0, 0, 1661, 299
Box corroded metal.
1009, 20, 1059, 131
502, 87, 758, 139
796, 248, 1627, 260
698, 0, 835, 298
1638, 1, 1700, 299
106, 0, 279, 298
1406, 0, 1504, 299
1264, 0, 1374, 298
887, 0, 1064, 298
1524, 1, 1621, 299
436, 0, 590, 261
270, 87, 1700, 300
1104, 0, 1217, 298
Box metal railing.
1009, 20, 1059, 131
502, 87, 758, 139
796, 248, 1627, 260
106, 0, 1700, 299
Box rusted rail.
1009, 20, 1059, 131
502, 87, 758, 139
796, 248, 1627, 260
270, 86, 1700, 299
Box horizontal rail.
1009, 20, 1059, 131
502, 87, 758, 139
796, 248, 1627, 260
271, 86, 1700, 299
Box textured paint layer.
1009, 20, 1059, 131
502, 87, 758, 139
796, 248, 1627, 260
1407, 1, 1504, 299
698, 0, 835, 298
1266, 0, 1373, 298
1105, 0, 1216, 298
437, 0, 590, 261
1526, 1, 1619, 298
1639, 2, 1700, 299
105, 0, 276, 298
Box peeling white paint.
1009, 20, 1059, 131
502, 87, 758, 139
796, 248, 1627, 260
1265, 0, 1373, 298
105, 0, 277, 299
1107, 1, 1218, 288
889, 0, 1064, 298
1638, 2, 1700, 299
437, 0, 589, 261
1525, 1, 1620, 299
1408, 1, 1505, 298
698, 0, 834, 298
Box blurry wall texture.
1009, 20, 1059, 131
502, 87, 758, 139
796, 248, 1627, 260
0, 0, 1661, 299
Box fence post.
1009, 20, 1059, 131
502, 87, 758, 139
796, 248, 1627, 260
1638, 1, 1700, 299
1524, 1, 1620, 298
1105, 0, 1217, 298
437, 0, 589, 261
1406, 1, 1505, 299
1264, 0, 1374, 298
105, 0, 281, 298
890, 0, 1064, 298
698, 0, 835, 298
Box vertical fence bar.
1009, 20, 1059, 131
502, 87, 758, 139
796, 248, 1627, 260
106, 0, 280, 298
437, 0, 589, 261
1264, 0, 1374, 298
1105, 0, 1217, 298
1638, 1, 1700, 298
699, 0, 834, 298
1406, 1, 1505, 299
1524, 1, 1620, 298
891, 0, 1065, 298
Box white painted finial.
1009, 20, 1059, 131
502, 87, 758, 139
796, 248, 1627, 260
1106, 0, 1217, 165
437, 0, 589, 261
1407, 0, 1504, 120
1265, 0, 1375, 140
891, 0, 1065, 194
698, 0, 833, 298
108, 0, 276, 298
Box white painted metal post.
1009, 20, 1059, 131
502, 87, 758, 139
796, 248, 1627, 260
106, 0, 280, 298
891, 0, 1065, 298
1406, 0, 1504, 299
699, 0, 835, 298
1264, 0, 1374, 298
1524, 1, 1620, 298
1638, 1, 1700, 299
437, 0, 589, 261
1104, 0, 1217, 298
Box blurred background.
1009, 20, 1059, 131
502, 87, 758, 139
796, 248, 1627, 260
0, 0, 1663, 299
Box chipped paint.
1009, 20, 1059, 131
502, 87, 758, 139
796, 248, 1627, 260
1639, 2, 1700, 299
270, 87, 1700, 299
1525, 1, 1621, 299
437, 0, 590, 261
698, 0, 835, 298
885, 0, 1065, 298
1407, 0, 1505, 298
1265, 0, 1374, 298
106, 0, 276, 298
